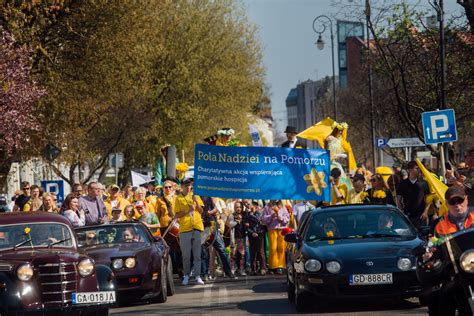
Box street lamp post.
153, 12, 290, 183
365, 0, 377, 170
312, 15, 337, 121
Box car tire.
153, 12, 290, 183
294, 277, 311, 312
151, 259, 167, 303
287, 268, 295, 302
166, 256, 175, 296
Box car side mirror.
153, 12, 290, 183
284, 232, 299, 243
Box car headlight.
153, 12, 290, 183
326, 261, 341, 274
124, 257, 136, 269
112, 258, 124, 270
78, 258, 95, 277
397, 257, 412, 271
304, 259, 322, 272
17, 264, 34, 281
460, 251, 474, 273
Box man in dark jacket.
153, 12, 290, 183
281, 126, 307, 148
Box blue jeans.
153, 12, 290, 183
201, 245, 209, 276
212, 227, 232, 276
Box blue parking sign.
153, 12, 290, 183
422, 109, 457, 145
41, 180, 65, 203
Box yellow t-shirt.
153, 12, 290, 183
174, 194, 204, 233
104, 196, 131, 219
156, 195, 176, 228
331, 183, 348, 205
347, 189, 364, 204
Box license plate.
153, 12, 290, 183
72, 291, 116, 304
349, 273, 393, 285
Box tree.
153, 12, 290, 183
1, 0, 265, 185
0, 28, 45, 190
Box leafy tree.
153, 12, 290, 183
0, 28, 45, 189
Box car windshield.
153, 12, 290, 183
0, 223, 73, 250
75, 225, 150, 247
305, 208, 417, 241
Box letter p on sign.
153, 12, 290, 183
430, 115, 448, 140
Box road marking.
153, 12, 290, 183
218, 285, 228, 304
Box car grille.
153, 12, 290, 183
38, 262, 77, 308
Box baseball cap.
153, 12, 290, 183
181, 178, 194, 186
110, 184, 120, 191
445, 186, 467, 201
112, 207, 122, 213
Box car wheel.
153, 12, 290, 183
166, 255, 175, 296
150, 259, 167, 303
287, 267, 295, 302
294, 277, 311, 312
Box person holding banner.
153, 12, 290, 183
262, 200, 289, 274
174, 178, 205, 285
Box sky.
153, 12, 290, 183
242, 0, 466, 138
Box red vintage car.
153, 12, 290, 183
0, 212, 117, 316
75, 222, 174, 305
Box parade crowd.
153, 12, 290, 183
2, 122, 473, 287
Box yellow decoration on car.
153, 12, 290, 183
304, 168, 327, 196
24, 227, 31, 235
326, 230, 335, 245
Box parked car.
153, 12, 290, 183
75, 222, 174, 305
285, 204, 424, 311
0, 212, 116, 316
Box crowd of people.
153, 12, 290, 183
3, 123, 472, 289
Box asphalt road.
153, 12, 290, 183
110, 275, 428, 315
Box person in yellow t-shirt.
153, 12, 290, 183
156, 179, 177, 235
347, 174, 367, 204
104, 185, 130, 220
330, 168, 348, 205
174, 178, 204, 286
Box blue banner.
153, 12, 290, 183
193, 144, 331, 201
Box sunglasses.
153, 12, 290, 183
448, 196, 466, 206
23, 187, 30, 190
164, 186, 173, 189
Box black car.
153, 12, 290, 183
285, 204, 424, 311
75, 222, 174, 305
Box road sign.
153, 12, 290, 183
386, 137, 424, 148
422, 109, 457, 145
376, 138, 387, 148
109, 153, 124, 168
41, 180, 65, 203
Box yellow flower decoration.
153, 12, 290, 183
176, 163, 189, 173
373, 190, 387, 199
326, 230, 334, 245
24, 227, 31, 235
331, 121, 349, 131
304, 168, 327, 196
359, 191, 369, 201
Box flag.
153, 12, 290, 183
297, 117, 335, 148
248, 124, 263, 146
416, 159, 448, 216
131, 171, 153, 187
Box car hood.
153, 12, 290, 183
0, 248, 82, 266
303, 237, 422, 274
80, 243, 151, 263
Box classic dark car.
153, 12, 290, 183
75, 222, 174, 305
0, 212, 116, 316
285, 204, 424, 311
